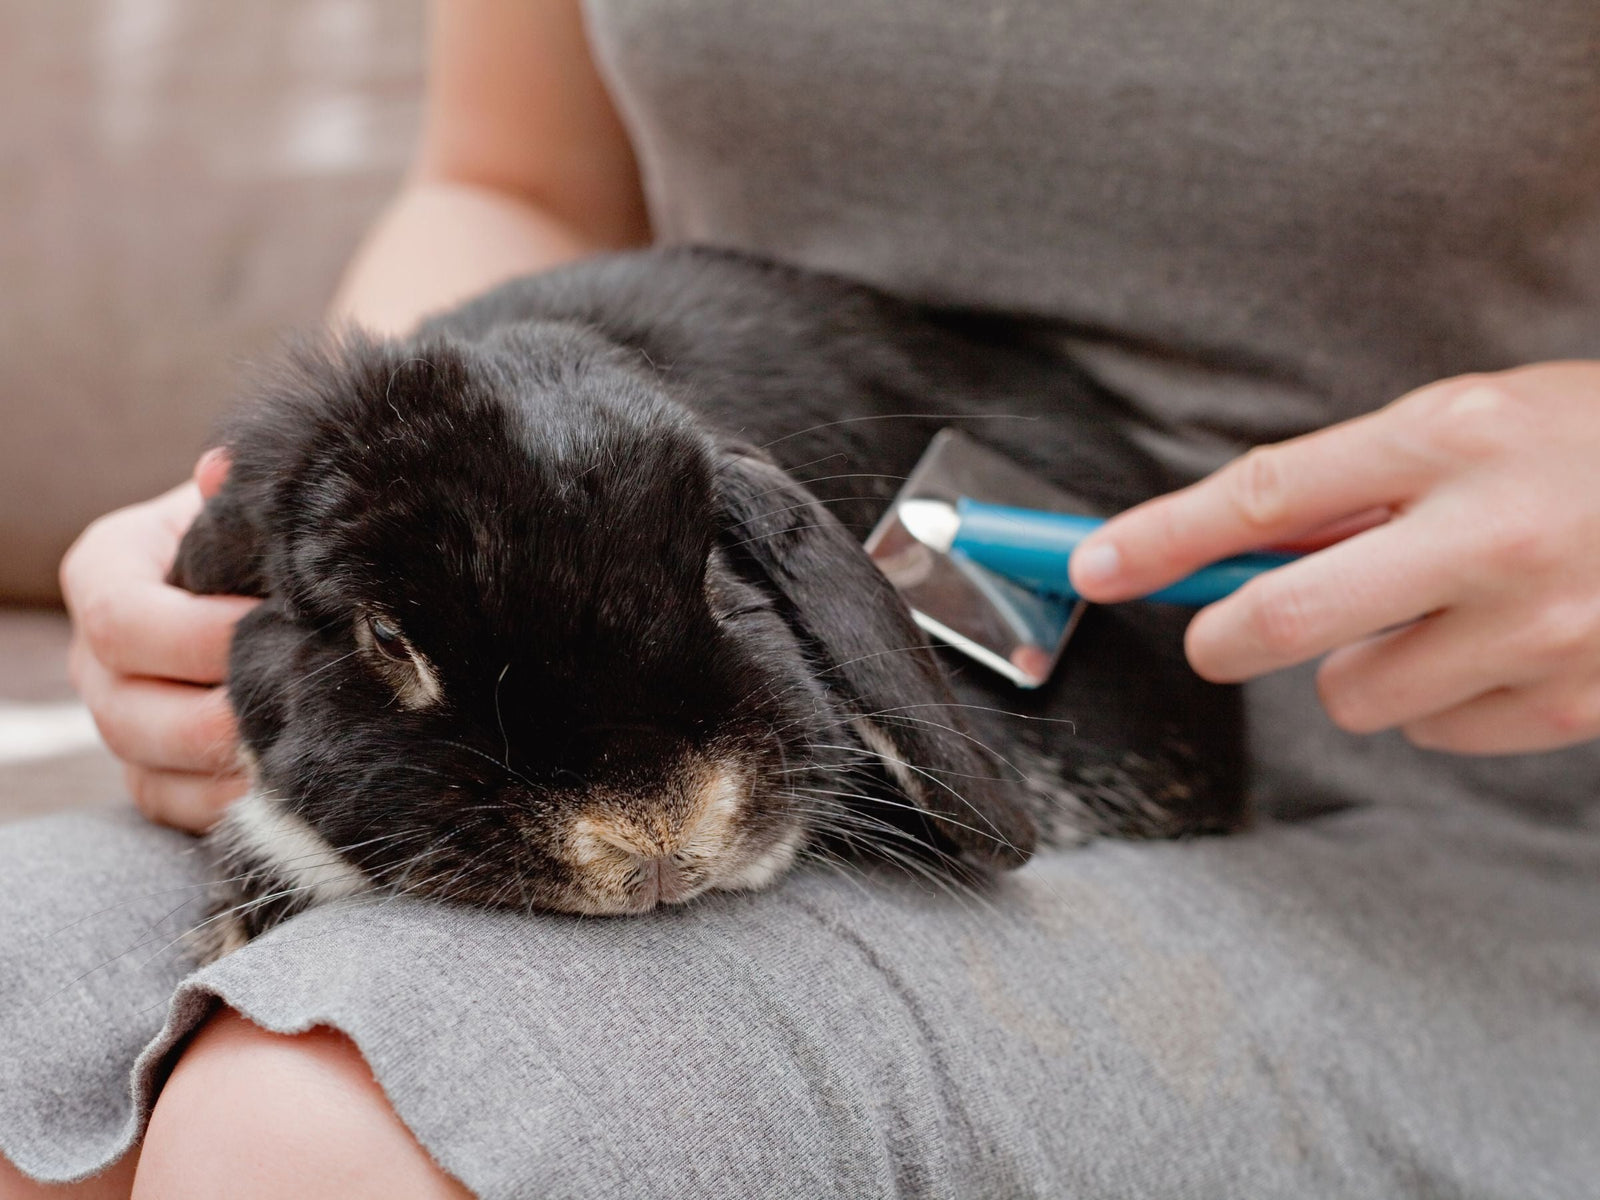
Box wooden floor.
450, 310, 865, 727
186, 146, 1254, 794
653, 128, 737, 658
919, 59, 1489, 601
0, 609, 123, 824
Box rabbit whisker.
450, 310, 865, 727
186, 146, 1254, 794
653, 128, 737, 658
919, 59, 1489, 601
757, 411, 1038, 450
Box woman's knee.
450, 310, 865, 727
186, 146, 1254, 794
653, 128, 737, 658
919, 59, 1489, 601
131, 1009, 471, 1200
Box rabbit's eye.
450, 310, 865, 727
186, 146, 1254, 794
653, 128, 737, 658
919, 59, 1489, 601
357, 612, 442, 709
368, 616, 411, 663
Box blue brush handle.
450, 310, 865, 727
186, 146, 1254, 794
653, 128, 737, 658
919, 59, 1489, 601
951, 499, 1297, 606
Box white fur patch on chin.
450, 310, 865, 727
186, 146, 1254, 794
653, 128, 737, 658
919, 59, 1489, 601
223, 791, 370, 904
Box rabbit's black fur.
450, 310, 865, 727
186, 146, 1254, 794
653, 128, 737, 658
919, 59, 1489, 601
170, 247, 1244, 958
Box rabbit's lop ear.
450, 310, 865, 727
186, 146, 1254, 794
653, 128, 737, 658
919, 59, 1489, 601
715, 445, 1036, 869
167, 474, 270, 598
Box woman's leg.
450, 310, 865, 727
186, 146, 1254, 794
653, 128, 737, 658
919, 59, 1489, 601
130, 1010, 472, 1200
2, 1013, 470, 1200
0, 1154, 137, 1200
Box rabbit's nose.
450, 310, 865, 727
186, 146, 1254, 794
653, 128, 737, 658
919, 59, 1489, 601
574, 828, 700, 908
564, 763, 747, 907
567, 810, 714, 904
635, 853, 692, 906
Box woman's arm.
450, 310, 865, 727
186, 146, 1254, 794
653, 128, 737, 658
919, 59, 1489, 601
332, 0, 649, 334
63, 0, 649, 833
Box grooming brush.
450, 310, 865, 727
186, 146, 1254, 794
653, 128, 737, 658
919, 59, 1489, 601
865, 430, 1296, 688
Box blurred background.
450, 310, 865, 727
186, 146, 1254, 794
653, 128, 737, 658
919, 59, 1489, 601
2, 0, 426, 815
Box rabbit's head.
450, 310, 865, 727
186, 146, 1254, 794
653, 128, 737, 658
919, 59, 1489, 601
175, 326, 1035, 916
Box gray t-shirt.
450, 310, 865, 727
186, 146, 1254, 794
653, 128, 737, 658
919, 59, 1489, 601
582, 0, 1600, 826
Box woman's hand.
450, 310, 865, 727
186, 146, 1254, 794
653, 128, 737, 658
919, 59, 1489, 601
61, 451, 258, 831
1069, 362, 1600, 755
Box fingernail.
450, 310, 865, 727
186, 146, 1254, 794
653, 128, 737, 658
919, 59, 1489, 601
1072, 541, 1121, 588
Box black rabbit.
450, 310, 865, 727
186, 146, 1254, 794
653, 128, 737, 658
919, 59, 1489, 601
169, 247, 1245, 959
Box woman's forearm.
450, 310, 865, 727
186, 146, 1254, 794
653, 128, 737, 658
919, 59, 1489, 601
329, 179, 615, 337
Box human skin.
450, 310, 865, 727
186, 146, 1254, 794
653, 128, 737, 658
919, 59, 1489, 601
0, 1153, 137, 1200
1070, 363, 1600, 756
128, 1012, 474, 1200
0, 1013, 471, 1200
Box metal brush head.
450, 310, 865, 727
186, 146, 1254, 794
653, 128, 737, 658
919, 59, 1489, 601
865, 429, 1091, 688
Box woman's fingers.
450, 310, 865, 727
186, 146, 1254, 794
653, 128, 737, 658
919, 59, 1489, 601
1313, 603, 1557, 734
75, 584, 255, 686
1068, 372, 1514, 603
1070, 410, 1434, 602
1181, 516, 1462, 682
124, 765, 248, 833
69, 638, 243, 775
59, 483, 196, 602
1268, 506, 1395, 553
61, 482, 256, 685
61, 472, 260, 832
1402, 674, 1600, 756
